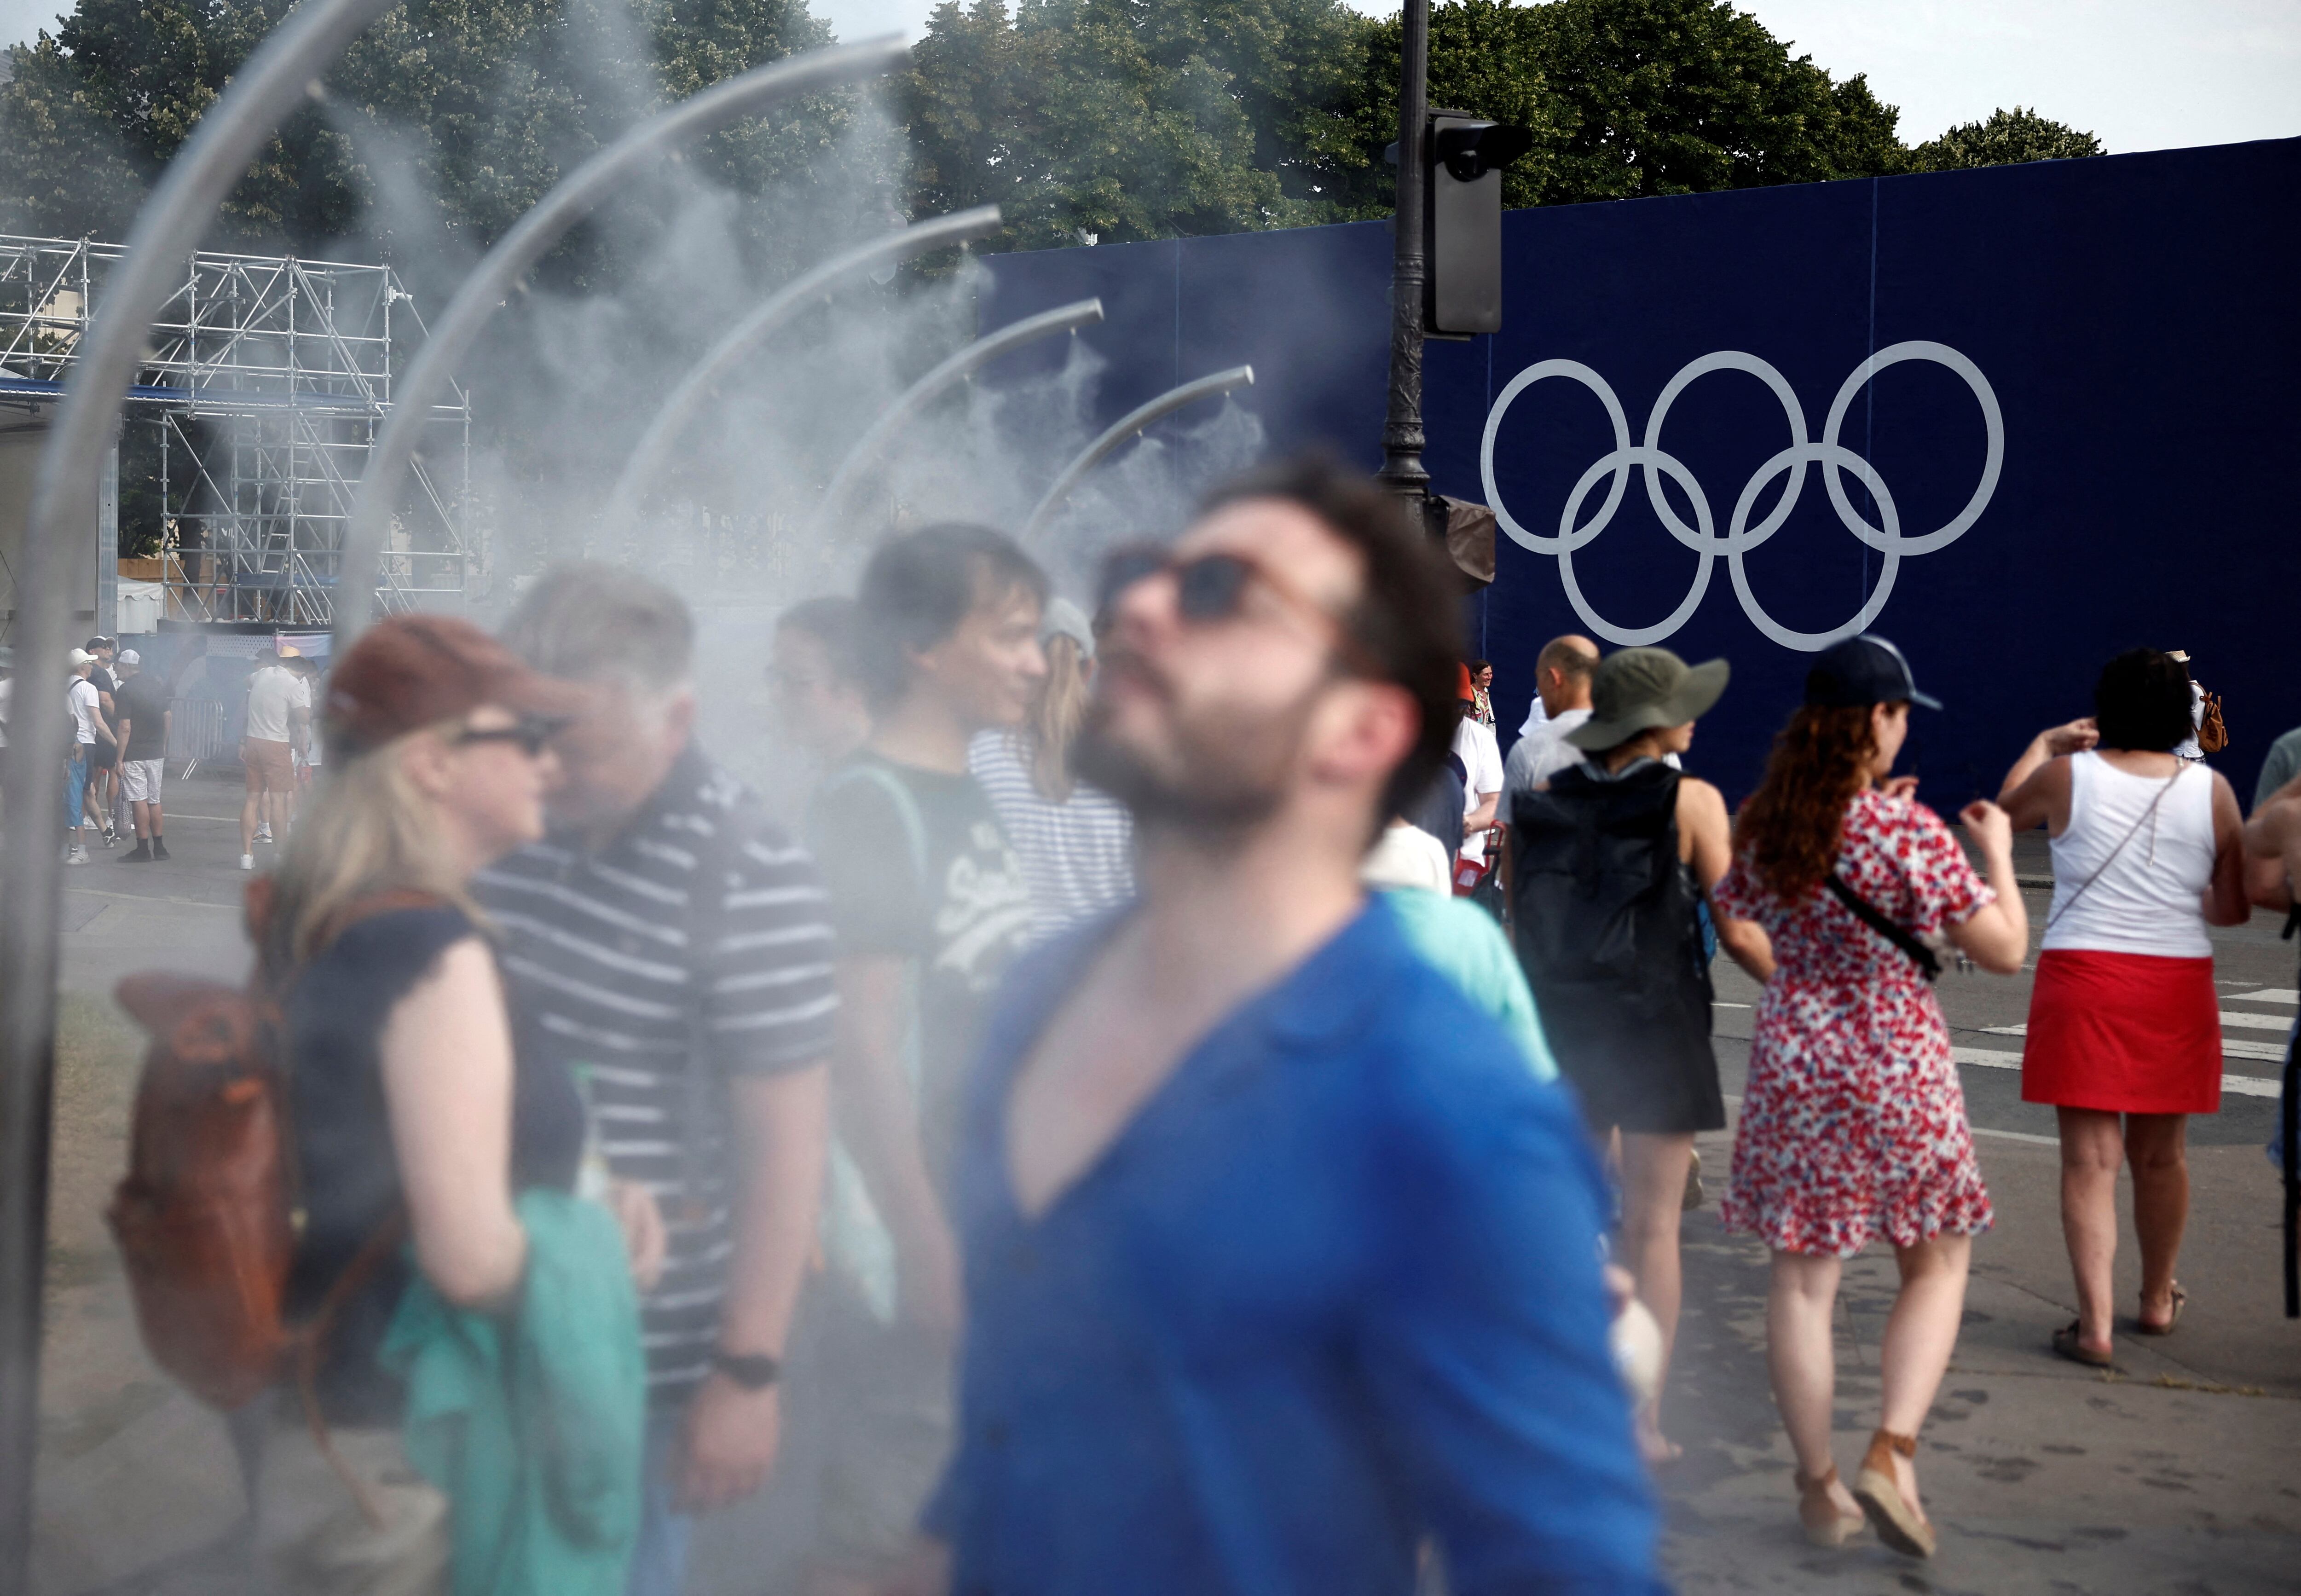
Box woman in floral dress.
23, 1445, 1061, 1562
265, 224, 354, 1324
1714, 636, 2030, 1560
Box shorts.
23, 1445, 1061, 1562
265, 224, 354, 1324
63, 751, 89, 826
243, 736, 295, 791
120, 758, 164, 805
87, 739, 116, 770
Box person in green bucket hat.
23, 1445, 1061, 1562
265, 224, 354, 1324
1507, 645, 1776, 1466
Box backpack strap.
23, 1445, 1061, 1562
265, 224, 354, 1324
1824, 873, 1943, 984
291, 1212, 406, 1529
817, 761, 931, 884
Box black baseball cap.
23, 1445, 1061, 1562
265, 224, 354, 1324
1805, 634, 1941, 711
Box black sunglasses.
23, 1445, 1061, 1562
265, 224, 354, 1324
1097, 543, 1384, 677
455, 713, 570, 757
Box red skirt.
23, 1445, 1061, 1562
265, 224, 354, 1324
2020, 949, 2221, 1115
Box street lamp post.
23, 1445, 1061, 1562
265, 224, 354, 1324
1377, 0, 1432, 520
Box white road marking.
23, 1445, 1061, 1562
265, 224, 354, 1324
2220, 1010, 2296, 1032
1951, 1045, 2280, 1098
2225, 988, 2299, 1005
1711, 1001, 1750, 1009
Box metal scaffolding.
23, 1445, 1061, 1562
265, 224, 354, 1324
0, 233, 469, 625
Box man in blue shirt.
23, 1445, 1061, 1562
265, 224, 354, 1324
887, 456, 1665, 1596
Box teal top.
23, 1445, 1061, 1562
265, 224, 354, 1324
382, 1189, 646, 1596
1375, 889, 1558, 1084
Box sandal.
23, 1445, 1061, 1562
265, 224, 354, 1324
1796, 1463, 1867, 1548
1853, 1428, 1936, 1559
2051, 1319, 2114, 1368
2134, 1284, 2186, 1336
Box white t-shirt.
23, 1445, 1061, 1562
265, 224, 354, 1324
244, 665, 310, 743
1518, 694, 1549, 742
1453, 717, 1504, 863
67, 677, 101, 745
1361, 821, 1453, 896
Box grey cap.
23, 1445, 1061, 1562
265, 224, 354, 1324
1040, 596, 1095, 660
1567, 647, 1729, 751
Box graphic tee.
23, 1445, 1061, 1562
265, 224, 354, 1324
807, 752, 1035, 1187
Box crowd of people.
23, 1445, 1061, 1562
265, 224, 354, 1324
29, 451, 2301, 1595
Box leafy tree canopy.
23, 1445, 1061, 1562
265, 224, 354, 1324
1909, 104, 2104, 172
0, 0, 861, 284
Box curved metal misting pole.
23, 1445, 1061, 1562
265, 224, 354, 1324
335, 33, 911, 645
0, 0, 401, 1573
1021, 365, 1256, 541
805, 296, 1103, 544
600, 203, 1002, 531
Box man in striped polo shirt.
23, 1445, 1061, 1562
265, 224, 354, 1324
475, 565, 835, 1596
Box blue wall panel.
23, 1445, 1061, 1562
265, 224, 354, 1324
981, 138, 2301, 807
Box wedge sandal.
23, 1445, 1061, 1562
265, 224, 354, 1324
1853, 1428, 1936, 1559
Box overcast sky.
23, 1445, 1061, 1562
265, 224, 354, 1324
0, 0, 2289, 156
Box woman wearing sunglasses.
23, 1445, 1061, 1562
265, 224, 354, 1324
253, 614, 665, 1592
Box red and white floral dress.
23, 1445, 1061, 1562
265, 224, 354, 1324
1714, 788, 1995, 1258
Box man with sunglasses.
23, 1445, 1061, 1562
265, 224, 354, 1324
887, 457, 1663, 1596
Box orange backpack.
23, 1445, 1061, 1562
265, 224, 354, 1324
109, 884, 432, 1518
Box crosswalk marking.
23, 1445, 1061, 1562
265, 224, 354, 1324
2225, 988, 2299, 1005
2220, 1010, 2296, 1031
1950, 1045, 2279, 1098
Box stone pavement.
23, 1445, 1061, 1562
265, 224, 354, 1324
19, 779, 2301, 1594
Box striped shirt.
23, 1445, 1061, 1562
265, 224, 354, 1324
967, 730, 1135, 940
474, 745, 836, 1402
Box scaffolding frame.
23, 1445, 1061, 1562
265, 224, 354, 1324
0, 234, 469, 625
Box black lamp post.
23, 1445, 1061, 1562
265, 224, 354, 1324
1377, 0, 1434, 519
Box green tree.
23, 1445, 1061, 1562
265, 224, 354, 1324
0, 0, 851, 276
904, 0, 1374, 252
1908, 105, 2103, 172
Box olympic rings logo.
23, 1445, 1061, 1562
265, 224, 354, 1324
1478, 342, 2003, 651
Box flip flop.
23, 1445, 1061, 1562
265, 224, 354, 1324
2051, 1319, 2113, 1368
2134, 1284, 2187, 1336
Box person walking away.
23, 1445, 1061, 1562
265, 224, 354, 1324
112, 649, 172, 863
969, 595, 1135, 941
768, 596, 873, 820
242, 647, 310, 870
64, 648, 114, 866
1501, 635, 1597, 796
794, 524, 1041, 1590
474, 565, 837, 1596
1997, 647, 2250, 1366
84, 636, 121, 844
1715, 634, 2029, 1557
880, 456, 1665, 1596
258, 613, 659, 1594
1508, 645, 1774, 1464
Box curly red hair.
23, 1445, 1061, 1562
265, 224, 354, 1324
1733, 704, 1877, 899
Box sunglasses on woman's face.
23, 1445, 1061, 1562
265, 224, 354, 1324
1097, 543, 1384, 677
454, 713, 569, 758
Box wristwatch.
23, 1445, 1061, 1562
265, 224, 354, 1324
711, 1349, 782, 1390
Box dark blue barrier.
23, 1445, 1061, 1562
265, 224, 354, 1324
982, 137, 2301, 809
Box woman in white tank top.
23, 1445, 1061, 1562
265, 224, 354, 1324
2000, 648, 2249, 1369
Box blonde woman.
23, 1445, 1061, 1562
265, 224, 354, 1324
254, 614, 662, 1592
967, 596, 1135, 938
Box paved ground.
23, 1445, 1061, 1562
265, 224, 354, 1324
18, 777, 2301, 1593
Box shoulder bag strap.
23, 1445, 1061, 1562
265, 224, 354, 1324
2042, 767, 2184, 938
1823, 874, 1943, 983
291, 1212, 407, 1531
